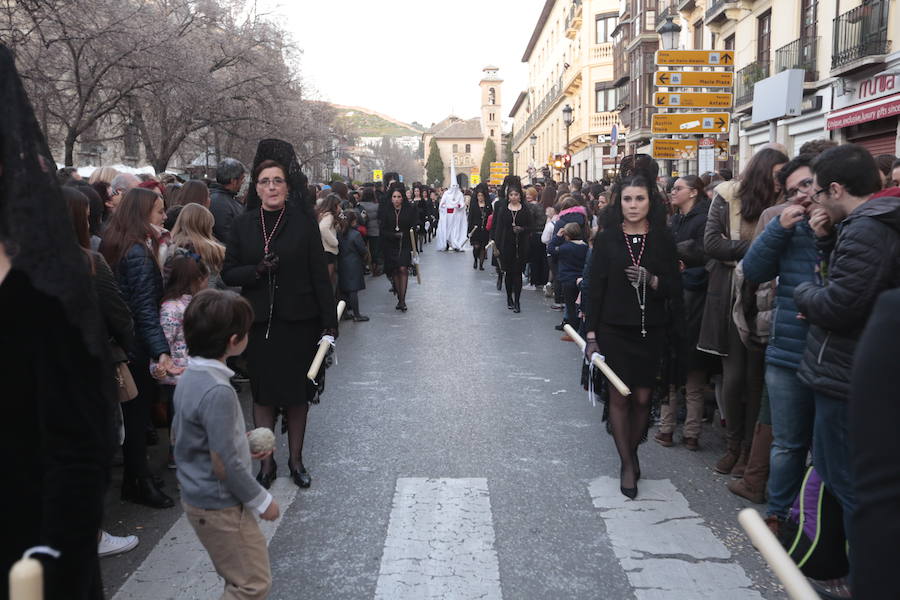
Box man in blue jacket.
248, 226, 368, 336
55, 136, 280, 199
741, 155, 819, 534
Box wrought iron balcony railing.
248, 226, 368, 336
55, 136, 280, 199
832, 0, 891, 70
775, 36, 819, 82
735, 61, 770, 106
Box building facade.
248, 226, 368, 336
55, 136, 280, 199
511, 0, 624, 184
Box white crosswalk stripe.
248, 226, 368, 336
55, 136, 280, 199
374, 477, 503, 600
588, 476, 765, 600
111, 478, 299, 600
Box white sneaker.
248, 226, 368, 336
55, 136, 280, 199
98, 530, 139, 557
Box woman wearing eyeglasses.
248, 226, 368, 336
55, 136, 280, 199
223, 143, 337, 489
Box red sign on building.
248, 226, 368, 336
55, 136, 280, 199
826, 94, 900, 130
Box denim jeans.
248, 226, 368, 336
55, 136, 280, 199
765, 365, 815, 518
813, 391, 856, 538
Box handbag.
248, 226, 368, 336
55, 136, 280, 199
115, 362, 138, 403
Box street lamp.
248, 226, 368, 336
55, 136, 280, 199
658, 16, 682, 51
529, 133, 537, 161
513, 149, 520, 176
562, 104, 574, 182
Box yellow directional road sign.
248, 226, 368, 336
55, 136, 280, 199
651, 112, 730, 134
651, 138, 729, 160
654, 92, 734, 108
654, 71, 734, 88
655, 50, 735, 67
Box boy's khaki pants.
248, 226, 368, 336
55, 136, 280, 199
183, 502, 271, 599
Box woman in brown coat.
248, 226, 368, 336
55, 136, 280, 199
698, 148, 787, 476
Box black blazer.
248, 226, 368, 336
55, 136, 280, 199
223, 203, 337, 329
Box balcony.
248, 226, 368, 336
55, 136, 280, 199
566, 0, 583, 39
590, 43, 613, 63
704, 0, 740, 26
775, 36, 819, 83
590, 112, 621, 134
510, 76, 564, 148
678, 0, 696, 11
831, 0, 891, 74
656, 1, 680, 29
735, 61, 770, 107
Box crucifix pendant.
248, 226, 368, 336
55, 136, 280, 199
641, 329, 647, 337
632, 281, 640, 290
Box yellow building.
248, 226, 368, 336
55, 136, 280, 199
674, 0, 899, 171
511, 0, 623, 183
421, 66, 504, 187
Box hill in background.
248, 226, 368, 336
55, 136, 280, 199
333, 104, 423, 138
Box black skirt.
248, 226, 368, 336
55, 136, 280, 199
382, 233, 412, 274
595, 324, 664, 389
246, 317, 320, 406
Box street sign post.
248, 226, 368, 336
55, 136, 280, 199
651, 139, 698, 160
654, 71, 734, 88
488, 161, 509, 185
470, 173, 481, 185
655, 50, 734, 67
654, 92, 734, 108
373, 169, 383, 182
651, 112, 730, 134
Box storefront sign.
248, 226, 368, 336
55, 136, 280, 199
834, 72, 899, 110
826, 94, 900, 130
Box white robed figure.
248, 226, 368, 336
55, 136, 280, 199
435, 156, 469, 251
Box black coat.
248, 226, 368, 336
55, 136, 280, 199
585, 225, 682, 332
380, 203, 418, 272
850, 287, 900, 598
1, 269, 110, 600
467, 201, 491, 247
338, 227, 368, 293
222, 203, 338, 330
794, 196, 900, 400
494, 201, 534, 269
91, 251, 134, 363
109, 242, 169, 360
209, 183, 244, 243
670, 196, 711, 290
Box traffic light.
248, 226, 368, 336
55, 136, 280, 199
553, 155, 564, 170
563, 154, 571, 168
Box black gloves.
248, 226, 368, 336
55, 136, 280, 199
256, 252, 279, 276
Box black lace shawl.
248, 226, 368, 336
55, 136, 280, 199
0, 44, 107, 359
244, 138, 314, 218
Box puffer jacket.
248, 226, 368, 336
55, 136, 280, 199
112, 242, 169, 360
547, 206, 588, 255
794, 196, 900, 400
742, 205, 818, 369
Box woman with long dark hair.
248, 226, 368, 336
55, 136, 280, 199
583, 176, 681, 498
164, 179, 210, 230
493, 180, 533, 312
380, 184, 417, 311
655, 175, 712, 450
316, 193, 343, 289
100, 187, 178, 508
222, 143, 337, 489
699, 147, 787, 477
468, 184, 492, 270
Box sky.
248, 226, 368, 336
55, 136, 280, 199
259, 0, 546, 130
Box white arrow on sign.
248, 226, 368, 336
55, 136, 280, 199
679, 120, 700, 130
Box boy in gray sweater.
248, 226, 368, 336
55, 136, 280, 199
172, 289, 279, 599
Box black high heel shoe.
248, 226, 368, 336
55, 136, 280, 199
513, 300, 521, 313
619, 466, 638, 500
290, 462, 311, 488
122, 476, 174, 508
256, 459, 277, 490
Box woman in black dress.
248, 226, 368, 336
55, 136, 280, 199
380, 185, 417, 312
468, 184, 492, 270
583, 175, 681, 499
493, 181, 533, 312
222, 143, 337, 489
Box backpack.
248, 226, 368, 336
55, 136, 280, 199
778, 466, 849, 580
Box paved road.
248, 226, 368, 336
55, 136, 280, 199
102, 245, 784, 599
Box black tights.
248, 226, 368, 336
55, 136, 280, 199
472, 246, 485, 269
254, 402, 310, 473
505, 269, 522, 306
393, 266, 409, 305
607, 387, 652, 489
346, 290, 360, 316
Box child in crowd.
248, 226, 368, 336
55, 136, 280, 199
553, 222, 589, 339
541, 206, 558, 299
152, 251, 209, 468
172, 289, 280, 599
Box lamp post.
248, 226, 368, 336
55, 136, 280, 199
513, 149, 520, 177
658, 16, 683, 178
562, 104, 573, 182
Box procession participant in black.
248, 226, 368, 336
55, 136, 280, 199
413, 185, 428, 252
468, 183, 492, 270
426, 188, 439, 243
222, 140, 337, 490
493, 178, 533, 312
583, 175, 681, 499
381, 184, 417, 311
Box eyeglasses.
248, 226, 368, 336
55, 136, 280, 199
809, 187, 828, 204
670, 186, 686, 193
257, 177, 286, 187
786, 177, 814, 199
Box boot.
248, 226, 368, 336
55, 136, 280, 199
731, 443, 752, 478
727, 423, 771, 501
714, 440, 741, 474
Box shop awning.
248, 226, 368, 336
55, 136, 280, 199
826, 93, 900, 130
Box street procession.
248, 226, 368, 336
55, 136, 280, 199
3, 0, 900, 599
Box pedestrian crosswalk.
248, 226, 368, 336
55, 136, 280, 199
109, 475, 767, 599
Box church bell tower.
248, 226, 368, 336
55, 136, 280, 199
479, 66, 503, 159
